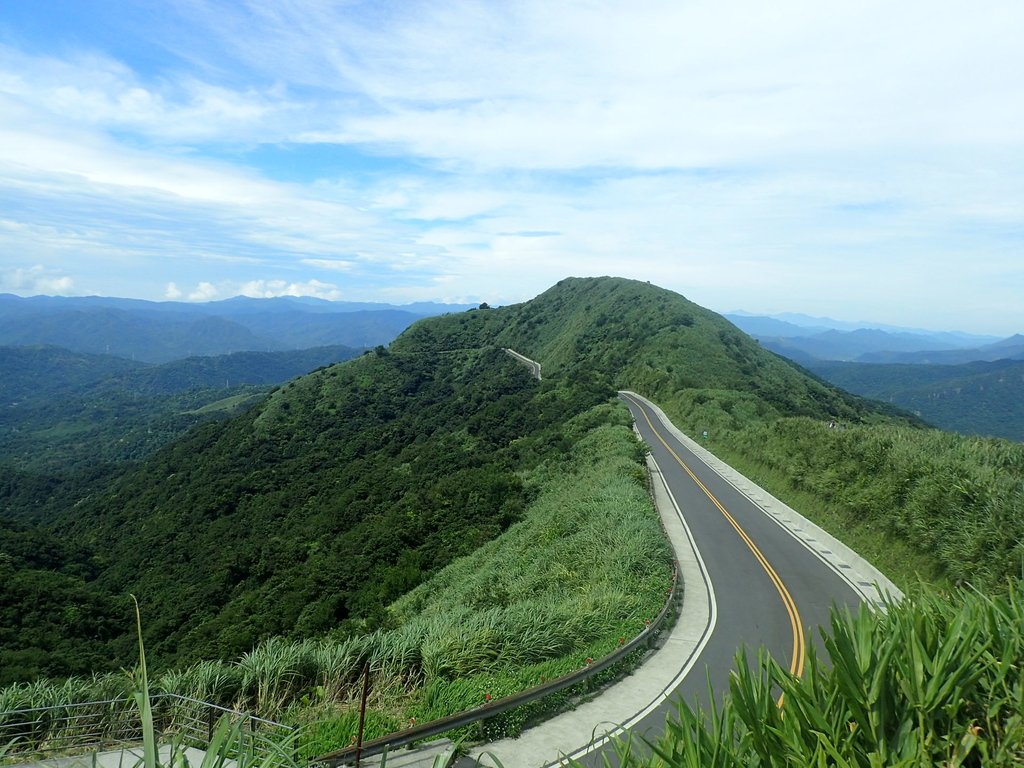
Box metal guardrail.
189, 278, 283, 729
314, 561, 680, 767
503, 348, 542, 380
157, 693, 298, 765
0, 693, 297, 765
0, 696, 141, 757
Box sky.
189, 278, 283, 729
0, 1, 1022, 335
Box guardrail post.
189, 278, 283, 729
354, 662, 371, 768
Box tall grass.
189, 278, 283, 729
603, 580, 1024, 767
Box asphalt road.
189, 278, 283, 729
468, 382, 895, 768
577, 392, 866, 762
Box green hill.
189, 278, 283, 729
30, 343, 620, 671
411, 277, 911, 426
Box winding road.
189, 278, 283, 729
471, 386, 900, 767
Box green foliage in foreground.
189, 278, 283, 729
602, 580, 1024, 768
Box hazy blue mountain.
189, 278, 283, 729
858, 334, 1024, 364
0, 308, 270, 362
727, 312, 1008, 363
730, 311, 1000, 344
724, 314, 831, 338
754, 329, 968, 362
0, 294, 471, 362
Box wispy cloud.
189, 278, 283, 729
0, 0, 1021, 332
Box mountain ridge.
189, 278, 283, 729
0, 294, 474, 363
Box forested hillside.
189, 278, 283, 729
809, 358, 1024, 442
0, 345, 362, 474
3, 335, 621, 680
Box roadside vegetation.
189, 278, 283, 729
600, 580, 1024, 767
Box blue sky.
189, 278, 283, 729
1, 1, 1022, 334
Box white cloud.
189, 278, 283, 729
204, 0, 1024, 170
1, 264, 75, 295
188, 282, 220, 301
0, 44, 285, 144
164, 282, 183, 299
0, 0, 1021, 333
300, 258, 355, 272
238, 278, 344, 300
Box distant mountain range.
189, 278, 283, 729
724, 312, 1024, 441
0, 344, 364, 474
725, 312, 1019, 364
0, 294, 475, 363
807, 358, 1024, 442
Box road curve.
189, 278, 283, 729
504, 348, 542, 379
472, 390, 899, 767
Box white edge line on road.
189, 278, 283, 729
550, 443, 719, 766
623, 391, 902, 608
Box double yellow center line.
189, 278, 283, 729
626, 394, 807, 679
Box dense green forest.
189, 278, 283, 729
0, 345, 363, 474
1, 329, 637, 683
55, 345, 615, 669
809, 358, 1024, 442
0, 519, 131, 683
